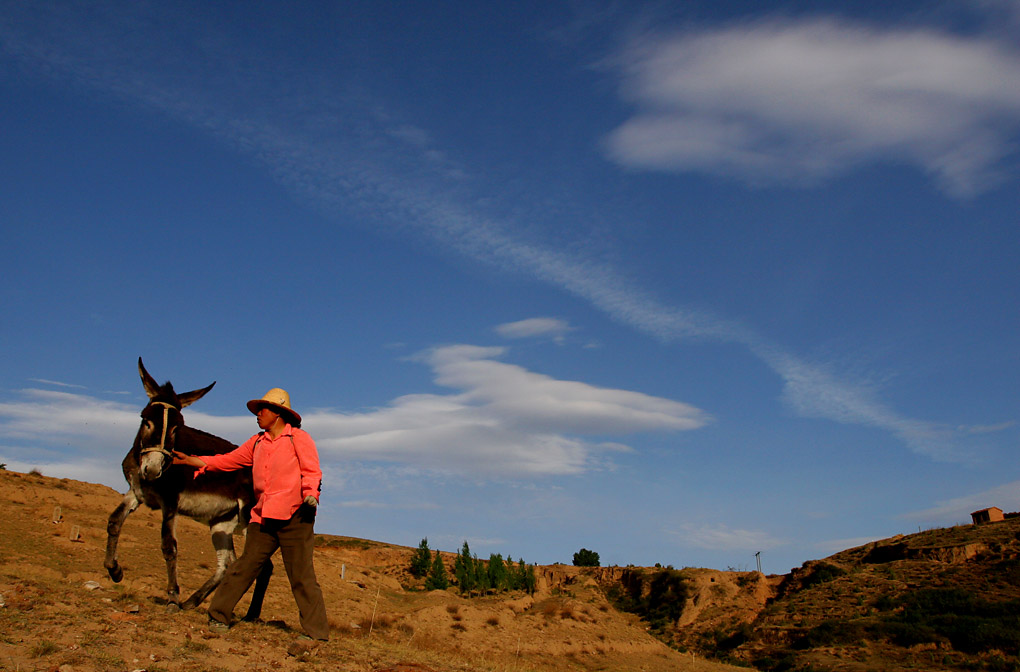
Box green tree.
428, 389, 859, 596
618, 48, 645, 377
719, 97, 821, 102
509, 556, 524, 590
524, 562, 537, 594
488, 553, 508, 592
425, 549, 449, 590
510, 558, 542, 595
573, 548, 600, 567
474, 554, 490, 593
455, 541, 476, 594
410, 537, 432, 579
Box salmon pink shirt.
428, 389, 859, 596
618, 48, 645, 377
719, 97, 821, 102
198, 425, 322, 524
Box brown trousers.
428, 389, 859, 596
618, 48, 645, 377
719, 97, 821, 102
209, 507, 329, 640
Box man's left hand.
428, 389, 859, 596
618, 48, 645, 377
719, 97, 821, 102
303, 495, 318, 508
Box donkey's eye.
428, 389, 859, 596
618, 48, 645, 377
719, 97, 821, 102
144, 420, 155, 431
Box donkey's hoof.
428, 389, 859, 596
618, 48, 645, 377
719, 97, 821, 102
165, 602, 181, 614
107, 565, 123, 583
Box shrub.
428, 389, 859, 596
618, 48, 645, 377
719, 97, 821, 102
796, 619, 870, 649
818, 588, 1020, 655
607, 568, 689, 633
800, 562, 847, 589
573, 548, 600, 567
715, 622, 755, 651
29, 640, 59, 658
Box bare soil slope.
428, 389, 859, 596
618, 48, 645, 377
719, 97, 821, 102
0, 469, 746, 672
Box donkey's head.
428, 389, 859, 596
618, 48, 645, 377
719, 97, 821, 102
136, 358, 215, 481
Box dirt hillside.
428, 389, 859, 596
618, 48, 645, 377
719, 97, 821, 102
0, 468, 748, 672
707, 517, 1020, 672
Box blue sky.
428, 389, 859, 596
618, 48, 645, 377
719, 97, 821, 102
1, 0, 1019, 574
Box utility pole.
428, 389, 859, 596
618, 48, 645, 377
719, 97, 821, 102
755, 551, 762, 574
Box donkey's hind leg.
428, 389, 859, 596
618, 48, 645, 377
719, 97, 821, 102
181, 519, 238, 610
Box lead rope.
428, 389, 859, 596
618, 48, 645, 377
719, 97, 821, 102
140, 401, 177, 457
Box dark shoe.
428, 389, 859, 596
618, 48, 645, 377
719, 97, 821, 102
208, 618, 230, 633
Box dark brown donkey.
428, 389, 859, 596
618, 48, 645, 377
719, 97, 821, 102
104, 358, 271, 615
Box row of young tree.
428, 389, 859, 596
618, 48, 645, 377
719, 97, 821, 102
409, 538, 537, 595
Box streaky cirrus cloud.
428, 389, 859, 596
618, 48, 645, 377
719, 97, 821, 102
0, 345, 709, 480
0, 3, 976, 462
604, 17, 1020, 197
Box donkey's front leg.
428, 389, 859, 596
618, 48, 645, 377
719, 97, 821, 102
160, 508, 181, 611
104, 491, 140, 583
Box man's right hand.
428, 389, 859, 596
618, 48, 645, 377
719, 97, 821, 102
172, 451, 207, 469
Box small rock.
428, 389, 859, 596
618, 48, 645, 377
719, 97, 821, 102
126, 604, 140, 613
83, 581, 102, 591
287, 640, 317, 658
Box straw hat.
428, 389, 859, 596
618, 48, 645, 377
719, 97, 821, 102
246, 388, 301, 425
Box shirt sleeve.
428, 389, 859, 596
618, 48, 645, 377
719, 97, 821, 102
292, 429, 323, 501
197, 434, 258, 475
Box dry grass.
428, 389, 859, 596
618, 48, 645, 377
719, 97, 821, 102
0, 468, 742, 672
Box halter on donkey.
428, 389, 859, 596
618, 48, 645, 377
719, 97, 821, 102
104, 358, 272, 615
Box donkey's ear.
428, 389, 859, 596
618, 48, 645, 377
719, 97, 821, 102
138, 358, 161, 399
178, 381, 216, 408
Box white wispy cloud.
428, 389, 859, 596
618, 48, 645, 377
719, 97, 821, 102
903, 481, 1020, 522
0, 3, 977, 462
0, 389, 139, 443
960, 421, 1016, 434
495, 317, 573, 342
0, 345, 708, 480
313, 344, 708, 475
669, 523, 784, 552
604, 17, 1020, 197
29, 379, 87, 389
813, 535, 884, 556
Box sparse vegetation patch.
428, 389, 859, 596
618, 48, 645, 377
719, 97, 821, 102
606, 568, 689, 634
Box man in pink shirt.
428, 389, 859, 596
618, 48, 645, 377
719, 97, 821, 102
174, 388, 329, 641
